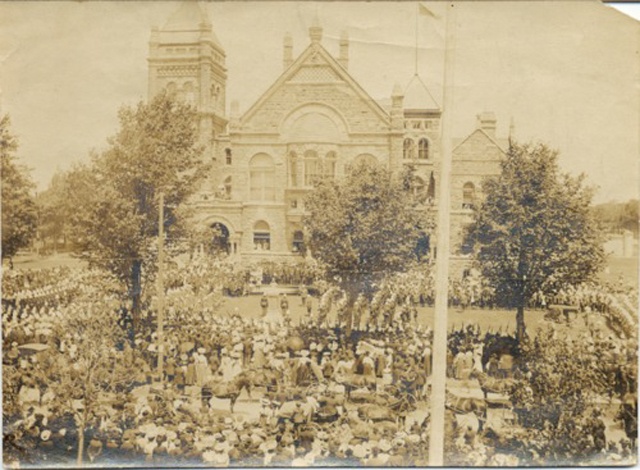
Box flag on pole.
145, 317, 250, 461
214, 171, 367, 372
418, 3, 439, 19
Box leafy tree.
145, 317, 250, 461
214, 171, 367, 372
1, 115, 37, 266
593, 199, 639, 236
71, 93, 206, 327
466, 142, 605, 341
505, 328, 625, 465
303, 162, 432, 331
49, 299, 133, 467
36, 170, 74, 253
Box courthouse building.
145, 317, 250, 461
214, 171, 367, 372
147, 3, 508, 267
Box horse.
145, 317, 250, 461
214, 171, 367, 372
469, 369, 516, 400
445, 390, 487, 417
234, 368, 280, 398
337, 373, 376, 400
202, 375, 252, 413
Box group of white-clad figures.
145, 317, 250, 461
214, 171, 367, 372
282, 286, 422, 331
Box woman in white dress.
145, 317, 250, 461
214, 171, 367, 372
195, 349, 209, 386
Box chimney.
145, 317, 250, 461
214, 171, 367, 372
283, 33, 293, 69
309, 16, 323, 44
339, 31, 349, 69
476, 112, 497, 137
391, 83, 404, 130
149, 26, 160, 50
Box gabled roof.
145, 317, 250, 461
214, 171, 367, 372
240, 40, 390, 128
404, 74, 440, 112
452, 127, 508, 156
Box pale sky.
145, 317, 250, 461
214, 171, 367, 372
0, 1, 638, 203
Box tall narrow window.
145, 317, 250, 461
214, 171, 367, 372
225, 148, 232, 165
223, 176, 232, 199
403, 138, 415, 159
289, 152, 298, 187
249, 153, 276, 201
253, 221, 271, 251
304, 150, 320, 186
418, 138, 429, 159
183, 81, 196, 106
324, 151, 337, 180
462, 182, 476, 209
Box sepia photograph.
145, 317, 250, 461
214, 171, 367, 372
1, 1, 638, 467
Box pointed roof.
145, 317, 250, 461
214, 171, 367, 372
403, 74, 440, 112
163, 2, 210, 30
240, 39, 390, 128
158, 2, 223, 49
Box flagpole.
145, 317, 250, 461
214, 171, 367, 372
429, 1, 457, 466
415, 3, 419, 75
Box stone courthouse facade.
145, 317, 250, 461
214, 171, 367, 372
147, 3, 508, 266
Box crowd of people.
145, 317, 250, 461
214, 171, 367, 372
2, 262, 638, 467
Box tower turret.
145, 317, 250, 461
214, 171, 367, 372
147, 2, 227, 136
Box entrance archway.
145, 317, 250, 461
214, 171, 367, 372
210, 222, 230, 255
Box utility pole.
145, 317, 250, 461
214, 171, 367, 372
156, 191, 165, 384
429, 1, 457, 466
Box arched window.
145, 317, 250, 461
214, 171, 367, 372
223, 176, 232, 199
166, 82, 177, 96
225, 148, 232, 165
183, 81, 196, 106
292, 230, 305, 254
418, 138, 429, 159
253, 221, 271, 251
289, 152, 298, 187
462, 182, 476, 209
249, 154, 276, 201
304, 150, 320, 186
403, 138, 416, 159
324, 151, 337, 180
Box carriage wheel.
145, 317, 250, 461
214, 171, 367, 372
403, 393, 418, 411
383, 384, 401, 396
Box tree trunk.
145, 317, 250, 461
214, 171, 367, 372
131, 259, 142, 332
76, 424, 85, 467
341, 274, 362, 339
516, 305, 526, 343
